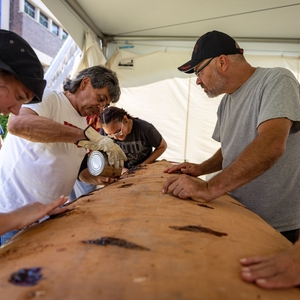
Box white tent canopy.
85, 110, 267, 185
106, 44, 299, 163
42, 0, 300, 164
42, 0, 300, 50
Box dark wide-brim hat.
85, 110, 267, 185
0, 30, 46, 103
178, 30, 244, 73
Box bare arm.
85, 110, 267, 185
163, 118, 292, 201
207, 118, 292, 198
78, 168, 116, 185
163, 148, 223, 176
0, 196, 68, 235
143, 138, 167, 164
8, 107, 85, 143
198, 148, 223, 174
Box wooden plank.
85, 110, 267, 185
0, 161, 299, 299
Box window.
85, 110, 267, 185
62, 30, 68, 41
51, 22, 59, 36
23, 2, 67, 41
39, 12, 48, 28
24, 0, 35, 18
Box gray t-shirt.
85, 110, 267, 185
212, 67, 300, 231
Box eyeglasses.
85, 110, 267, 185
194, 57, 214, 77
98, 94, 110, 108
107, 120, 124, 138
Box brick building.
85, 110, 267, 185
0, 0, 68, 71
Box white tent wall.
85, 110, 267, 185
106, 41, 300, 166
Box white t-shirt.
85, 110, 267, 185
0, 89, 87, 212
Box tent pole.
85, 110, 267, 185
111, 36, 300, 44
183, 77, 192, 162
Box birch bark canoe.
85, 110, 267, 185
0, 161, 299, 300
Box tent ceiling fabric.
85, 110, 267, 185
42, 0, 300, 49
41, 0, 300, 165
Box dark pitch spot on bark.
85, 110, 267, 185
118, 183, 134, 188
82, 237, 150, 251
197, 204, 214, 209
9, 268, 42, 286
169, 225, 227, 237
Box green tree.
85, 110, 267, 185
0, 114, 9, 139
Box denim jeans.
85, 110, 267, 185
0, 230, 19, 246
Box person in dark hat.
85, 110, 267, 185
0, 63, 126, 245
0, 31, 125, 243
0, 30, 68, 236
162, 30, 300, 287
0, 29, 46, 115
177, 30, 244, 74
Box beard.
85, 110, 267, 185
203, 66, 226, 98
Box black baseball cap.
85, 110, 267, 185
0, 30, 46, 103
178, 30, 244, 73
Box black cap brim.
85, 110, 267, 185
178, 59, 200, 74
0, 59, 17, 76
0, 58, 46, 103
17, 75, 47, 103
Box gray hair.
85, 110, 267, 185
63, 65, 121, 103
227, 53, 246, 64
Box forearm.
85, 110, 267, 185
143, 138, 167, 164
0, 197, 69, 235
163, 148, 223, 177
207, 135, 284, 198
198, 148, 223, 175
162, 119, 291, 202
78, 168, 109, 185
8, 114, 85, 143
143, 151, 163, 164
0, 213, 18, 235
202, 118, 292, 200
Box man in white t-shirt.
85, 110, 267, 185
0, 63, 126, 245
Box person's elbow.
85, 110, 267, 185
160, 138, 167, 153
7, 115, 21, 135
7, 108, 37, 136
268, 140, 286, 164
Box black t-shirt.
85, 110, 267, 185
101, 118, 162, 169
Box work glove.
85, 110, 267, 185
77, 126, 127, 169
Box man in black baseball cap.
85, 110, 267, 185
164, 30, 300, 289
0, 29, 46, 115
178, 30, 244, 73
0, 30, 69, 240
